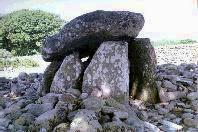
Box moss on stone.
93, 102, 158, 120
128, 38, 160, 103
41, 61, 62, 95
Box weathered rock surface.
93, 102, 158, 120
82, 41, 129, 104
129, 38, 159, 103
42, 10, 144, 61
41, 61, 62, 94
50, 53, 82, 93
69, 109, 102, 132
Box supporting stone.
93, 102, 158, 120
128, 38, 159, 103
82, 41, 129, 104
50, 53, 82, 93
41, 61, 62, 95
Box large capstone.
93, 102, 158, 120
42, 10, 144, 61
82, 41, 129, 104
128, 38, 159, 103
50, 53, 82, 93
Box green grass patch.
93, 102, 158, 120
151, 39, 198, 47
0, 58, 39, 70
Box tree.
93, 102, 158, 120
0, 9, 63, 56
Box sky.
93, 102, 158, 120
0, 0, 198, 40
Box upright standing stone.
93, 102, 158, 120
41, 61, 62, 95
82, 41, 129, 104
128, 38, 159, 103
50, 53, 82, 93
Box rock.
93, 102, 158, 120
159, 120, 183, 131
25, 103, 54, 117
128, 38, 159, 103
0, 118, 11, 128
58, 93, 78, 104
183, 118, 198, 128
41, 61, 62, 94
158, 89, 186, 102
101, 106, 117, 114
14, 113, 35, 126
69, 109, 102, 132
79, 93, 88, 100
113, 111, 128, 120
5, 109, 22, 120
187, 92, 198, 101
81, 97, 105, 112
0, 77, 10, 90
162, 80, 177, 91
38, 93, 59, 105
67, 111, 78, 122
103, 121, 135, 132
182, 113, 194, 119
42, 10, 144, 61
50, 53, 82, 93
136, 111, 148, 121
18, 72, 29, 81
143, 121, 160, 132
66, 88, 81, 97
35, 109, 66, 131
53, 123, 69, 132
124, 118, 144, 132
82, 41, 129, 104
191, 100, 198, 111
105, 98, 138, 119
55, 101, 75, 113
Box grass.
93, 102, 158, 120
0, 58, 39, 71
151, 39, 198, 47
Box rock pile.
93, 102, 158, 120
0, 64, 197, 131
0, 10, 197, 131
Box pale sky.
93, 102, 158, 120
0, 0, 198, 40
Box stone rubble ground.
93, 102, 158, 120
0, 63, 197, 131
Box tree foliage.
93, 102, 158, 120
0, 9, 63, 55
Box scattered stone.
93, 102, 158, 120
144, 121, 160, 132
162, 80, 177, 91
69, 109, 102, 132
159, 120, 183, 131
25, 103, 54, 117
183, 118, 198, 128
81, 97, 105, 112
103, 121, 134, 132
187, 92, 198, 101
79, 93, 88, 100
35, 109, 66, 131
114, 111, 128, 120
0, 118, 11, 128
53, 123, 69, 132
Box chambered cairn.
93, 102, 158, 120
40, 10, 159, 131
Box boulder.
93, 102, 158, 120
82, 41, 129, 104
42, 10, 144, 61
41, 61, 62, 94
53, 123, 69, 132
128, 38, 159, 103
50, 53, 82, 93
103, 121, 135, 132
25, 103, 54, 117
35, 109, 66, 131
69, 109, 102, 132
